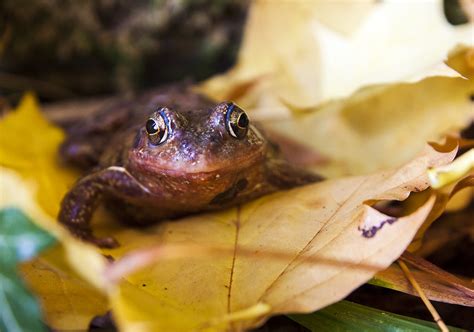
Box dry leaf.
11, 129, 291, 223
97, 141, 456, 331
265, 70, 474, 178
446, 44, 474, 79
409, 174, 474, 251
428, 149, 473, 188
373, 261, 474, 307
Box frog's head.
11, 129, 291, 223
129, 102, 267, 175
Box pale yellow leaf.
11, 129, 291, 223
198, 0, 471, 117
266, 72, 473, 178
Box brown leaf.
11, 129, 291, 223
373, 253, 474, 307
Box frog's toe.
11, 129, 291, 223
91, 236, 120, 249
69, 228, 120, 248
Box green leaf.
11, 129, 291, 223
0, 208, 56, 264
0, 208, 57, 332
288, 300, 465, 332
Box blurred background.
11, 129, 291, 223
0, 0, 249, 103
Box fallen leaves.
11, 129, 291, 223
0, 90, 464, 331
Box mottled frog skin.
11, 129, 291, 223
58, 85, 321, 248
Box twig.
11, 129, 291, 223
398, 260, 449, 332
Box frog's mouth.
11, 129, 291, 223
161, 146, 266, 175
132, 140, 267, 175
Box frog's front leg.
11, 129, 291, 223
58, 166, 151, 248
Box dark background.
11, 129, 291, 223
0, 0, 249, 103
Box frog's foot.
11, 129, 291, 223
70, 228, 120, 249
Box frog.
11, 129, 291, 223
58, 85, 321, 248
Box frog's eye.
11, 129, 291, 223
225, 102, 249, 139
146, 111, 169, 145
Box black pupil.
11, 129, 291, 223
237, 113, 249, 128
146, 119, 159, 134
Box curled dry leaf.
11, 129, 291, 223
374, 151, 474, 307
100, 140, 456, 331
409, 173, 474, 252
374, 151, 473, 303
428, 149, 473, 188
446, 44, 474, 79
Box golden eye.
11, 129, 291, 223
146, 109, 169, 145
225, 102, 249, 139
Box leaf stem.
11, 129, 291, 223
398, 260, 448, 332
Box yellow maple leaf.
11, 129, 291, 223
0, 93, 78, 216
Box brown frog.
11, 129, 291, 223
58, 85, 321, 248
